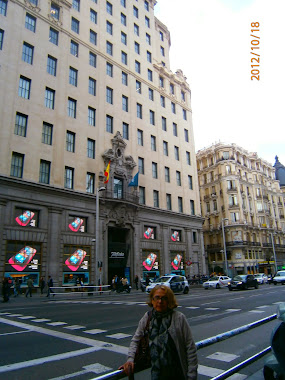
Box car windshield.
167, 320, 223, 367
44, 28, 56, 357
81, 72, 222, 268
233, 275, 246, 280
208, 277, 219, 281
276, 271, 285, 277
254, 274, 262, 278
155, 276, 171, 283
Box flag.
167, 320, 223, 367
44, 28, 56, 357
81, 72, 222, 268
104, 160, 111, 184
128, 171, 139, 187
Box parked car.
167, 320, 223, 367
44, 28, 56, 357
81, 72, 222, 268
254, 273, 268, 284
228, 274, 259, 291
272, 271, 285, 285
203, 276, 231, 289
146, 275, 189, 294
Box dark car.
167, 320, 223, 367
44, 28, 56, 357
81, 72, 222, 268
228, 274, 259, 291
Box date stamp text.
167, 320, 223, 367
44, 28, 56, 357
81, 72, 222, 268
250, 22, 260, 81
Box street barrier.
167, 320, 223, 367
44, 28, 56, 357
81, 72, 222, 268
48, 285, 111, 297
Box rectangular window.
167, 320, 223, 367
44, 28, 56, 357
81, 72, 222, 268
121, 31, 127, 45
106, 1, 112, 15
106, 115, 113, 133
90, 30, 97, 45
72, 0, 80, 11
174, 146, 179, 160
106, 87, 113, 104
122, 95, 128, 112
22, 42, 34, 64
106, 20, 113, 35
39, 160, 50, 184
68, 97, 77, 118
178, 197, 183, 213
90, 9, 97, 23
121, 13, 126, 26
160, 46, 165, 56
162, 117, 167, 131
25, 13, 36, 32
137, 103, 142, 119
88, 106, 96, 126
71, 17, 80, 34
173, 123, 177, 136
135, 60, 140, 73
122, 71, 128, 85
152, 162, 158, 179
45, 87, 55, 109
69, 67, 78, 87
166, 194, 172, 210
0, 29, 4, 50
151, 135, 156, 151
42, 122, 53, 145
188, 175, 193, 190
147, 51, 152, 63
87, 138, 95, 159
11, 152, 24, 178
134, 41, 140, 54
176, 171, 181, 186
181, 91, 186, 102
153, 190, 159, 207
165, 167, 170, 182
190, 200, 195, 215
133, 5, 138, 18
65, 167, 74, 189
70, 40, 79, 56
0, 0, 7, 16
149, 88, 154, 101
106, 41, 113, 55
86, 172, 95, 194
170, 83, 174, 94
47, 55, 57, 76
134, 23, 139, 36
160, 31, 164, 41
138, 157, 144, 174
89, 77, 96, 96
121, 0, 126, 7
66, 131, 75, 152
106, 62, 113, 77
51, 2, 60, 20
145, 16, 150, 28
144, 1, 149, 11
89, 52, 96, 67
163, 141, 168, 156
149, 110, 155, 125
184, 129, 189, 142
15, 112, 28, 137
147, 69, 153, 81
159, 76, 164, 87
136, 80, 141, 94
171, 102, 176, 114
183, 109, 187, 120
49, 27, 59, 45
160, 95, 165, 107
122, 122, 129, 140
137, 129, 143, 146
18, 76, 31, 99
186, 151, 191, 165
139, 186, 145, 204
146, 33, 151, 45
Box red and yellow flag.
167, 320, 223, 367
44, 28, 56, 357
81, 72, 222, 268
104, 160, 111, 184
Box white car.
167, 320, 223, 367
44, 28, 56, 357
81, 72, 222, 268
273, 271, 285, 285
146, 275, 189, 294
203, 276, 231, 289
254, 273, 268, 284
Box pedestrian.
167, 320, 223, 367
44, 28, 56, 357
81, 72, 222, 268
25, 277, 33, 297
119, 285, 198, 380
14, 278, 20, 297
145, 274, 150, 286
46, 275, 54, 297
39, 277, 46, 295
134, 275, 139, 290
2, 277, 10, 303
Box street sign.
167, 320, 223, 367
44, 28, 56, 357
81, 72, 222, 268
186, 260, 192, 266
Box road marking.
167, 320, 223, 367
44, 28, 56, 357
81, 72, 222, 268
207, 351, 239, 362
198, 364, 223, 376
106, 333, 132, 339
31, 318, 51, 323
186, 306, 200, 309
0, 312, 11, 315
83, 329, 107, 335
6, 314, 23, 317
0, 330, 31, 337
64, 325, 86, 330
47, 322, 68, 326
256, 305, 270, 308
205, 307, 220, 311
248, 310, 265, 313
48, 363, 113, 380
201, 301, 221, 306
226, 309, 241, 312
18, 316, 36, 319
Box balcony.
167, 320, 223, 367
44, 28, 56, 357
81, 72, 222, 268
103, 190, 139, 204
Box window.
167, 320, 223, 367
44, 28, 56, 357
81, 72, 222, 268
160, 95, 165, 107
88, 106, 96, 126
122, 71, 128, 85
133, 5, 138, 18
42, 122, 53, 145
144, 1, 149, 11
39, 160, 50, 184
152, 162, 157, 179
122, 122, 129, 140
106, 1, 112, 15
159, 76, 164, 87
122, 95, 128, 112
49, 27, 58, 45
22, 42, 34, 64
68, 97, 77, 118
165, 167, 170, 182
70, 40, 79, 56
147, 51, 152, 63
150, 110, 155, 125
121, 13, 126, 26
114, 178, 123, 199
146, 33, 151, 45
121, 0, 126, 7
121, 51, 127, 65
176, 171, 181, 186
47, 55, 57, 76
223, 151, 230, 159
166, 194, 172, 210
72, 0, 80, 11
139, 186, 145, 204
121, 32, 127, 45
65, 167, 74, 189
106, 20, 112, 34
163, 141, 168, 156
30, 0, 38, 6
137, 129, 143, 146
229, 194, 238, 207
106, 115, 113, 133
71, 17, 79, 34
135, 60, 141, 73
25, 13, 36, 32
186, 151, 191, 165
45, 87, 55, 109
147, 69, 153, 81
18, 76, 31, 99
181, 91, 186, 102
145, 16, 150, 28
227, 179, 236, 189
51, 3, 60, 20
11, 152, 24, 178
153, 190, 159, 207
138, 157, 144, 174
178, 197, 183, 213
15, 112, 28, 137
90, 9, 97, 23
174, 146, 179, 160
190, 200, 195, 215
184, 129, 189, 142
134, 41, 140, 54
188, 175, 193, 190
173, 123, 177, 136
160, 31, 164, 41
170, 83, 174, 94
160, 46, 165, 56
137, 103, 142, 119
106, 87, 113, 104
89, 77, 96, 96
149, 88, 154, 101
136, 80, 141, 94
90, 30, 97, 45
86, 173, 95, 194
66, 131, 75, 152
162, 117, 167, 131
87, 138, 95, 159
106, 62, 113, 77
69, 67, 78, 87
151, 135, 156, 151
230, 212, 240, 222
183, 109, 187, 120
89, 52, 96, 67
134, 23, 139, 36
171, 102, 176, 114
0, 0, 7, 16
0, 29, 4, 50
106, 41, 113, 55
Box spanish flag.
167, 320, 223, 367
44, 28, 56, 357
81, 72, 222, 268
104, 160, 111, 184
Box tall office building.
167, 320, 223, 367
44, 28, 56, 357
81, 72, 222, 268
197, 143, 285, 277
0, 0, 205, 287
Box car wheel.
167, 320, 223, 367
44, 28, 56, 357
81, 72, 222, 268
183, 287, 189, 294
228, 287, 232, 291
216, 283, 220, 289
273, 281, 277, 285
255, 283, 259, 289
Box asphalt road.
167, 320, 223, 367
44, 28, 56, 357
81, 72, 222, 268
1, 284, 285, 380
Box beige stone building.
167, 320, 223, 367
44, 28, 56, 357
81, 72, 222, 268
196, 143, 285, 277
0, 0, 205, 287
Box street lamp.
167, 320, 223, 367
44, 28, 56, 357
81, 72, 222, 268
95, 186, 106, 286
221, 218, 229, 275
270, 232, 278, 274
212, 260, 216, 274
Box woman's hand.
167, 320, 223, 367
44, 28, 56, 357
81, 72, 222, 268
118, 361, 134, 376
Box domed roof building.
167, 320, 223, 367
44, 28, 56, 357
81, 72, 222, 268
274, 156, 285, 188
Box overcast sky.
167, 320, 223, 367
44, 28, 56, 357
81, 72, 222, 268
154, 0, 285, 167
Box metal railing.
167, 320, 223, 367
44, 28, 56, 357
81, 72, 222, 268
48, 285, 111, 296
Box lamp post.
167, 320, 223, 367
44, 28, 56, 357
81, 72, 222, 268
212, 260, 216, 274
221, 218, 229, 275
95, 186, 106, 286
270, 232, 278, 274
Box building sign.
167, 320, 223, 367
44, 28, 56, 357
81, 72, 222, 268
15, 209, 38, 228
8, 246, 37, 271
171, 230, 181, 242
63, 246, 90, 272
144, 226, 156, 239
65, 249, 87, 271
171, 254, 182, 270
109, 251, 125, 259
68, 216, 87, 233
143, 252, 157, 271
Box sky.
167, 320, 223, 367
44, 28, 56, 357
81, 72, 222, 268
154, 0, 285, 166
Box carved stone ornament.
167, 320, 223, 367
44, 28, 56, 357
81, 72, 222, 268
24, 0, 40, 12
102, 132, 136, 171
109, 205, 132, 227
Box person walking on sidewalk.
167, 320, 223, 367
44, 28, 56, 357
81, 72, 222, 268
46, 275, 54, 297
39, 277, 46, 295
25, 278, 33, 297
134, 275, 139, 290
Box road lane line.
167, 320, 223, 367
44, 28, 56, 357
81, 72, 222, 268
0, 330, 31, 337
201, 301, 221, 306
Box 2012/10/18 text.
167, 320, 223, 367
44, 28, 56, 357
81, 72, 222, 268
251, 22, 260, 81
